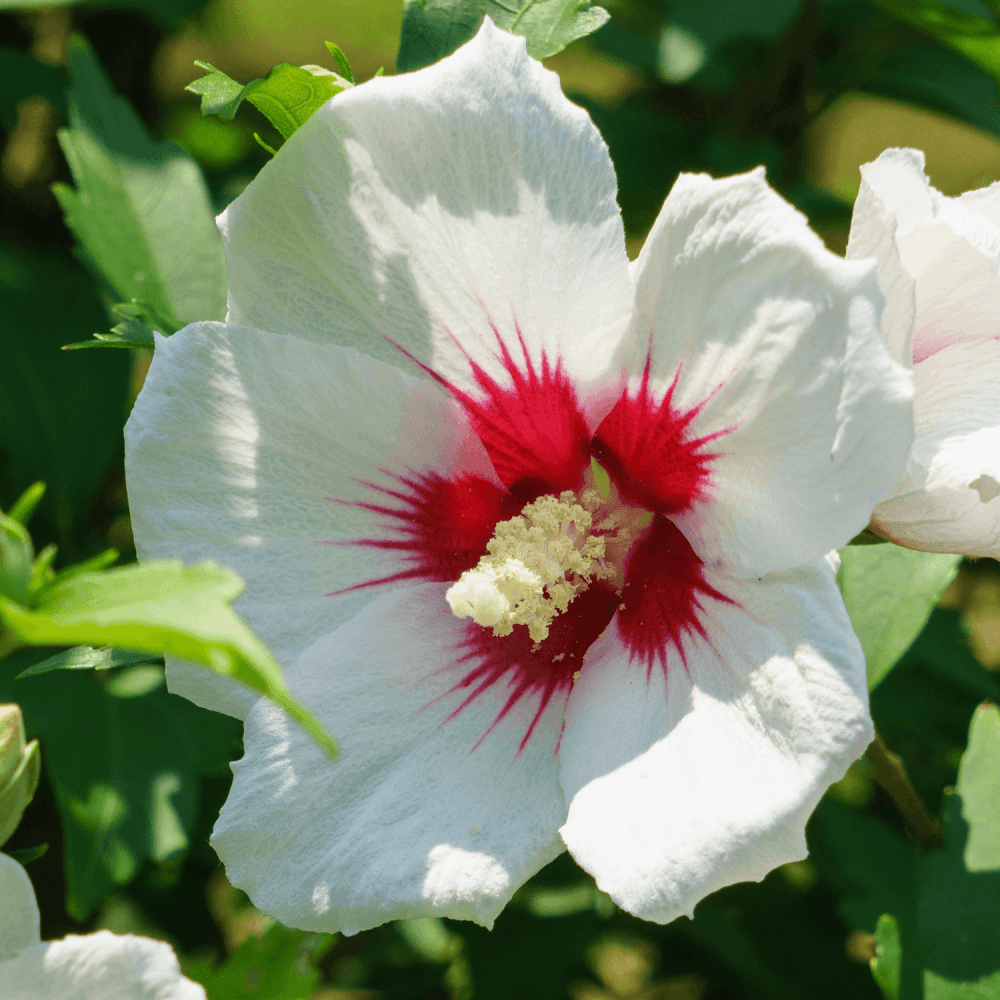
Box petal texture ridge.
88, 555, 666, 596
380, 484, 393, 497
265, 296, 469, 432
629, 167, 913, 578
873, 339, 1000, 556
219, 17, 632, 421
848, 149, 1000, 558
558, 560, 872, 924
211, 584, 566, 935
5, 930, 206, 1000
125, 324, 497, 718
0, 854, 40, 962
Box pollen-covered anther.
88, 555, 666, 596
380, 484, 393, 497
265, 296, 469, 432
445, 489, 643, 643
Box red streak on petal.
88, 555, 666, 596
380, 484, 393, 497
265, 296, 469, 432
616, 515, 733, 676
446, 583, 621, 753
592, 359, 727, 515
327, 471, 521, 595
391, 324, 591, 501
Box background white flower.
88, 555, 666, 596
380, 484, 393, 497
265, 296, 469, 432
848, 147, 1000, 557
125, 20, 912, 934
0, 853, 205, 1000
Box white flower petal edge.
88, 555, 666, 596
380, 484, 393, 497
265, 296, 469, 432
874, 339, 1000, 556
125, 323, 499, 719
220, 18, 633, 425
629, 168, 913, 578
0, 853, 40, 962
211, 584, 566, 935
852, 148, 1000, 364
0, 856, 204, 1000
558, 559, 871, 923
5, 931, 205, 1000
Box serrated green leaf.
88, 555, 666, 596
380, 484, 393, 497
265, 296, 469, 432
187, 60, 343, 140
64, 301, 157, 350
919, 703, 1000, 998
396, 0, 611, 72
16, 646, 160, 679
836, 544, 962, 690
871, 914, 901, 1000
54, 36, 226, 336
185, 920, 335, 1000
0, 559, 335, 759
870, 0, 1000, 85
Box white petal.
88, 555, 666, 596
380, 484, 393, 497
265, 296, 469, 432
125, 324, 498, 718
855, 149, 1000, 363
558, 560, 872, 924
874, 338, 1000, 557
629, 168, 913, 577
219, 19, 632, 421
846, 155, 916, 368
211, 584, 565, 935
4, 930, 205, 1000
0, 854, 39, 961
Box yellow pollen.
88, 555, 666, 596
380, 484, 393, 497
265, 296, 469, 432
445, 488, 644, 643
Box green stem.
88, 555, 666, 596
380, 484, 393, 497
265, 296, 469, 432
866, 733, 943, 850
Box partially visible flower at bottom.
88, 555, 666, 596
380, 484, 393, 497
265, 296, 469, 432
124, 21, 913, 934
0, 853, 205, 1000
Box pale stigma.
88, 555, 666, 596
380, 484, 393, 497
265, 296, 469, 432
446, 490, 614, 644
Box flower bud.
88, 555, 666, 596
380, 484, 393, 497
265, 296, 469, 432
0, 703, 41, 848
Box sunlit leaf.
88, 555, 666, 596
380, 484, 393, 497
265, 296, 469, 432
871, 914, 901, 1000
53, 36, 226, 338
870, 0, 1000, 84
184, 920, 335, 999
0, 559, 335, 759
919, 703, 1000, 998
396, 0, 611, 73
16, 646, 161, 679
186, 60, 344, 140
836, 544, 962, 690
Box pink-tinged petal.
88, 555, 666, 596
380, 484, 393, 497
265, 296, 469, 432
853, 149, 1000, 363
219, 19, 632, 422
0, 855, 39, 962
125, 323, 498, 719
846, 153, 916, 368
558, 560, 871, 924
629, 168, 912, 577
873, 338, 1000, 558
211, 584, 566, 935
4, 930, 205, 1000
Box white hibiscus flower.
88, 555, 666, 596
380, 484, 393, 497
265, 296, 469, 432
848, 147, 1000, 557
0, 853, 204, 999
124, 20, 912, 932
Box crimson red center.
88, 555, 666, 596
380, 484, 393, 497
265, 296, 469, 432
334, 327, 733, 749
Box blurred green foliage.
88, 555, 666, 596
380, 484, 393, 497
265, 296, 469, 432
2, 0, 1000, 997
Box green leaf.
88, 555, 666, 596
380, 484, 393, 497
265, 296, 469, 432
185, 920, 335, 999
0, 245, 130, 545
870, 0, 1000, 84
6, 843, 48, 866
325, 40, 355, 84
0, 559, 336, 759
396, 0, 611, 73
64, 301, 156, 350
53, 36, 226, 337
0, 513, 33, 609
836, 545, 962, 690
7, 483, 46, 527
186, 60, 344, 140
919, 703, 1000, 998
16, 646, 161, 679
0, 44, 67, 129
1, 646, 242, 919
872, 914, 902, 1000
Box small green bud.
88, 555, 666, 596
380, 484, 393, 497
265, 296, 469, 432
0, 704, 41, 848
